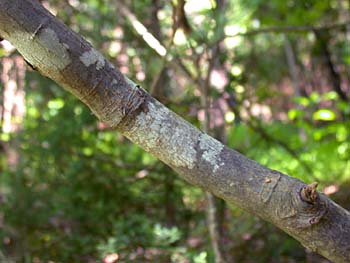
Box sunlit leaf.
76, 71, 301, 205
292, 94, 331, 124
336, 126, 347, 142
288, 109, 303, 120
312, 129, 324, 141
293, 96, 309, 106
225, 111, 235, 123
345, 55, 350, 65
48, 99, 65, 110
185, 0, 213, 12
310, 92, 320, 103
322, 91, 338, 101
0, 133, 10, 141
313, 109, 336, 121
83, 147, 93, 156
193, 251, 207, 263
337, 143, 349, 156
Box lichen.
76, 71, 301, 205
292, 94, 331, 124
124, 101, 197, 169
14, 28, 71, 73
37, 28, 70, 69
80, 49, 105, 70
199, 133, 224, 172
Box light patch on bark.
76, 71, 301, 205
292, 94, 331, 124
124, 100, 197, 169
80, 49, 105, 70
100, 112, 123, 127
37, 28, 70, 69
199, 133, 224, 172
11, 28, 70, 73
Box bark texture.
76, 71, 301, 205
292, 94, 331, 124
0, 1, 349, 262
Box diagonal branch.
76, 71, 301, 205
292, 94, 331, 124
0, 1, 349, 262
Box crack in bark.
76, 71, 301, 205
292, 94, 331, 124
259, 170, 281, 203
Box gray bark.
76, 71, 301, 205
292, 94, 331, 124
0, 1, 350, 262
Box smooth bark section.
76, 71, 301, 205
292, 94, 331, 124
0, 1, 350, 262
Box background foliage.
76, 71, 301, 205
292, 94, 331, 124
0, 0, 349, 262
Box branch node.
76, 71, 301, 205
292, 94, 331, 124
300, 182, 318, 204
122, 85, 146, 117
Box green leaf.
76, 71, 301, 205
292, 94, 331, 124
345, 55, 350, 65
288, 109, 303, 120
48, 98, 65, 110
322, 91, 338, 101
0, 133, 10, 142
310, 92, 320, 103
293, 96, 309, 106
337, 101, 350, 113
313, 109, 336, 121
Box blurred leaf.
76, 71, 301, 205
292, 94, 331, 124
293, 96, 309, 106
154, 224, 182, 246
313, 109, 336, 121
322, 91, 338, 101
310, 92, 320, 103
288, 109, 304, 120
193, 251, 208, 263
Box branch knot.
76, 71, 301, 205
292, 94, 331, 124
300, 182, 319, 204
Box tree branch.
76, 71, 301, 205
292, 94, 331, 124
226, 22, 350, 37
0, 1, 349, 262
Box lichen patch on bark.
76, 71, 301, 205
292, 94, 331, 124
199, 133, 224, 172
12, 28, 71, 73
80, 49, 105, 70
124, 100, 197, 169
37, 28, 70, 68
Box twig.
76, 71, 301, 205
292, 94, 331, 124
246, 119, 314, 176
226, 22, 350, 38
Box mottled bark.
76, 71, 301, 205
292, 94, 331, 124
0, 1, 350, 262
